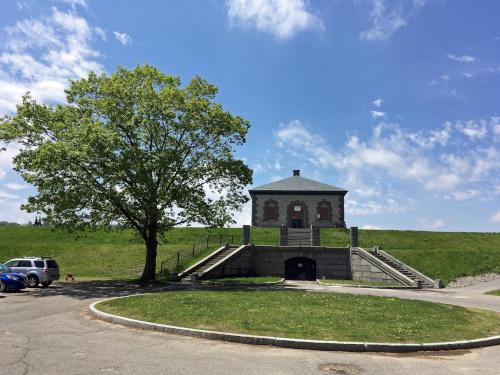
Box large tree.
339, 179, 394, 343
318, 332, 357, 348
0, 65, 252, 282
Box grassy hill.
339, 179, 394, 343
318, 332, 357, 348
0, 226, 498, 285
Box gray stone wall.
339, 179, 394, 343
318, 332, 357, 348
202, 246, 350, 279
351, 252, 403, 286
251, 193, 345, 228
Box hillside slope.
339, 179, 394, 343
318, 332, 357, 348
0, 227, 498, 285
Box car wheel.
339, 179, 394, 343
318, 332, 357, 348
41, 281, 52, 288
0, 280, 6, 292
28, 275, 39, 288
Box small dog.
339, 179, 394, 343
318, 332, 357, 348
65, 273, 75, 281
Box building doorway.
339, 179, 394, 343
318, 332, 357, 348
285, 257, 316, 280
288, 203, 306, 228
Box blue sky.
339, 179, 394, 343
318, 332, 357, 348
0, 0, 499, 231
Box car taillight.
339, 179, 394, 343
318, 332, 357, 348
44, 268, 48, 274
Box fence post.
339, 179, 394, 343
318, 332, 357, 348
311, 225, 320, 246
176, 252, 180, 271
243, 225, 251, 245
206, 235, 209, 249
350, 227, 359, 247
280, 224, 288, 246
192, 243, 195, 257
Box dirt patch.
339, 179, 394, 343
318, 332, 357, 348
319, 363, 363, 375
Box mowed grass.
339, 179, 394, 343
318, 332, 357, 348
97, 290, 500, 343
1, 226, 499, 284
353, 229, 500, 285
486, 289, 500, 296
0, 226, 239, 279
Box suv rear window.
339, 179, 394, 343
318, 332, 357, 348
34, 261, 44, 268
46, 260, 58, 269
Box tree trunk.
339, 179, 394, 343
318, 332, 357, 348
140, 225, 158, 284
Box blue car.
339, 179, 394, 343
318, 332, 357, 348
0, 263, 28, 292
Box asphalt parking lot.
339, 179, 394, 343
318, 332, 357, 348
1, 280, 499, 375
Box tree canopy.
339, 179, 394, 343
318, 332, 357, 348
0, 64, 252, 282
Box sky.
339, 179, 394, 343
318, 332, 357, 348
0, 0, 499, 232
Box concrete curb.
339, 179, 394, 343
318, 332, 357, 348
89, 294, 500, 353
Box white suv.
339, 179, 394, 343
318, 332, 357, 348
5, 257, 60, 287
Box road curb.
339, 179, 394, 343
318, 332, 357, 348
89, 295, 500, 353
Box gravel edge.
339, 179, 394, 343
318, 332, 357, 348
89, 294, 500, 353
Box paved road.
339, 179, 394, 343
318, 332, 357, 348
1, 279, 500, 375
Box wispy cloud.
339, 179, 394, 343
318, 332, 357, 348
0, 7, 104, 114
491, 211, 500, 223
419, 218, 445, 230
113, 31, 132, 46
360, 0, 425, 41
226, 0, 323, 40
370, 110, 385, 119
60, 0, 88, 9
373, 98, 383, 108
447, 54, 476, 63
274, 117, 500, 213
3, 182, 29, 191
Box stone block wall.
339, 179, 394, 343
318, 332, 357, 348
251, 193, 345, 228
201, 246, 350, 280
351, 251, 404, 286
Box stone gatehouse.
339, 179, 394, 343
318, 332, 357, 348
249, 170, 347, 228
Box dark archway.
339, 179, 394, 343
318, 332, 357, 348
285, 257, 316, 280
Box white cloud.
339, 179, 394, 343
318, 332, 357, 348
373, 98, 383, 108
61, 0, 88, 9
370, 110, 385, 119
0, 7, 104, 114
360, 0, 425, 41
456, 120, 487, 140
360, 224, 382, 230
346, 198, 406, 215
491, 211, 500, 223
3, 182, 29, 191
0, 190, 19, 200
447, 54, 476, 63
274, 118, 500, 208
226, 0, 323, 40
113, 31, 132, 46
462, 72, 473, 78
420, 219, 445, 230
450, 189, 480, 201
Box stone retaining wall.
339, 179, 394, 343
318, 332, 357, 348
201, 245, 350, 280
351, 250, 405, 286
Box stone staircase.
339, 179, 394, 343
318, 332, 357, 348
287, 228, 311, 246
179, 245, 238, 282
369, 250, 435, 288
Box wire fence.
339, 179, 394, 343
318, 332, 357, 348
320, 228, 351, 247
160, 233, 239, 275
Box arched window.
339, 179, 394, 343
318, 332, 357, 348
317, 201, 331, 221
264, 200, 278, 221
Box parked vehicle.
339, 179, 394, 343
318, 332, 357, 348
4, 257, 60, 287
0, 263, 28, 292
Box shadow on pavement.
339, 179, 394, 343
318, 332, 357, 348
27, 280, 187, 300
25, 280, 296, 300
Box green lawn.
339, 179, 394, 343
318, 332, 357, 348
97, 290, 500, 343
1, 226, 499, 285
202, 277, 282, 285
485, 289, 500, 296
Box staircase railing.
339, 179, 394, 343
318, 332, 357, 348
159, 234, 239, 275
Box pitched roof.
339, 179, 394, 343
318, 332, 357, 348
249, 175, 347, 194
